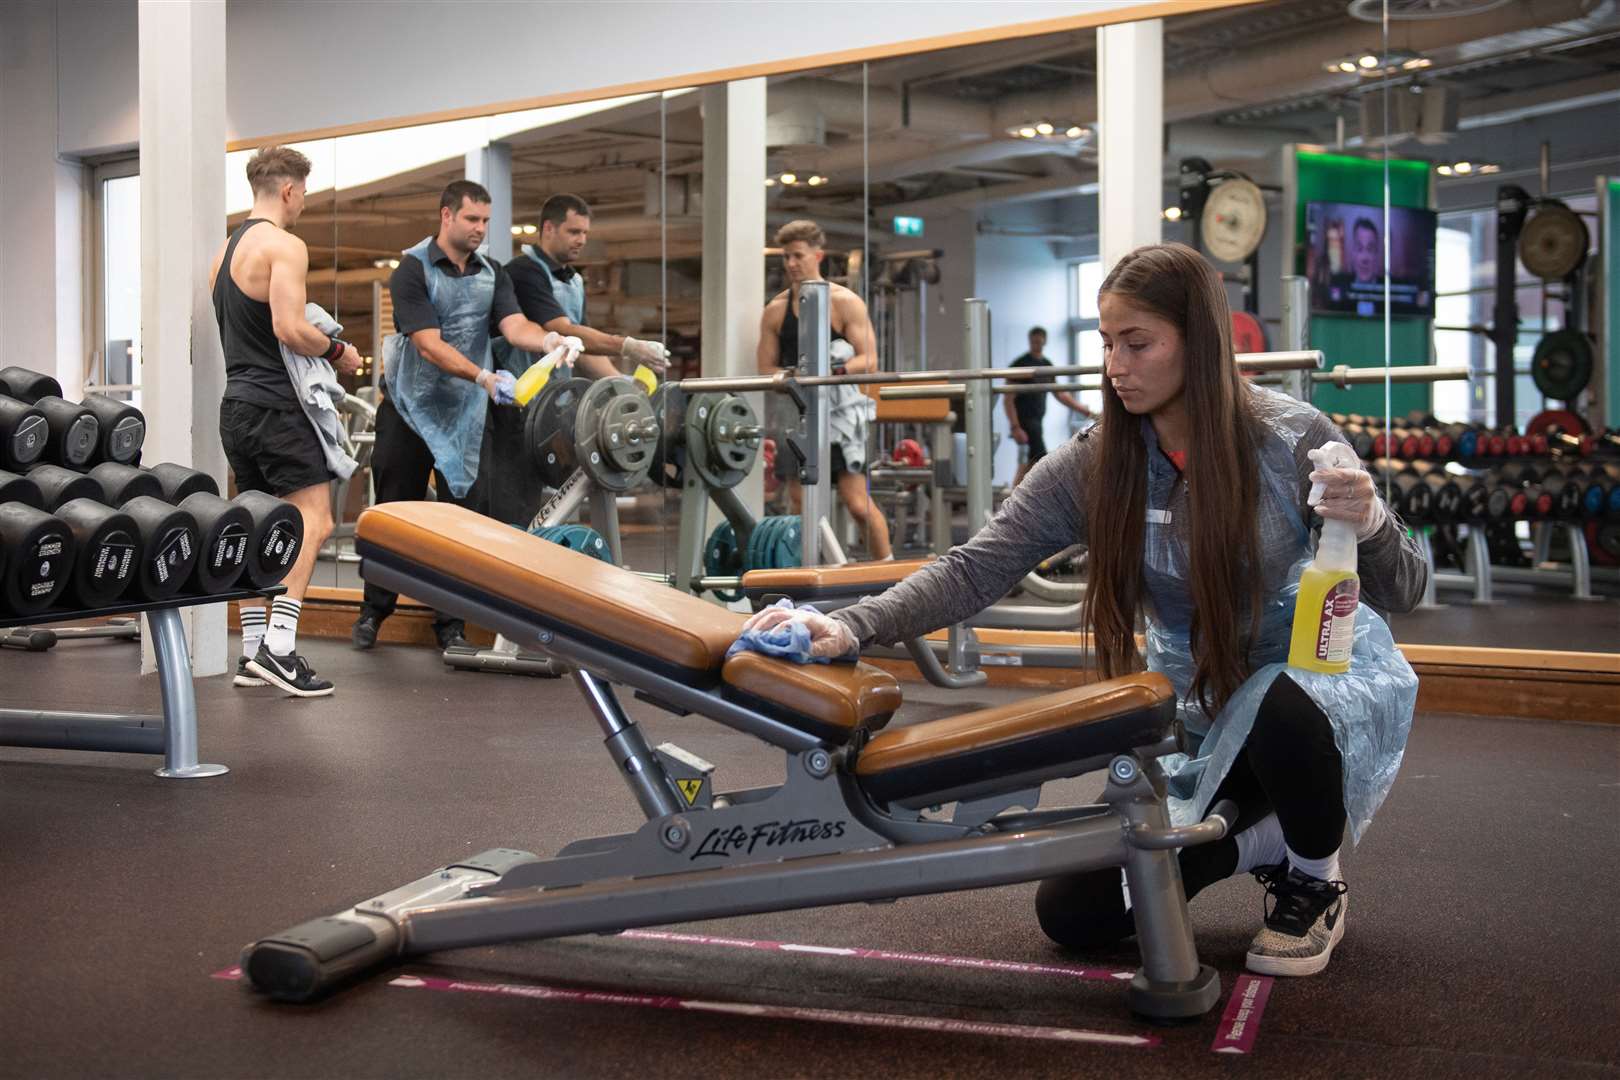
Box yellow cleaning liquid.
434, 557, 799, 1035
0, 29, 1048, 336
1287, 442, 1362, 673
513, 355, 558, 407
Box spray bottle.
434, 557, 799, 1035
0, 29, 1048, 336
1287, 442, 1361, 673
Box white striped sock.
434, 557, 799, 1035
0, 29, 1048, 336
240, 605, 268, 659
265, 597, 303, 656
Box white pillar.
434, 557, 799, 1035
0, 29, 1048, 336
0, 2, 88, 398
138, 0, 228, 676
466, 142, 513, 263
1098, 19, 1164, 272
700, 81, 768, 518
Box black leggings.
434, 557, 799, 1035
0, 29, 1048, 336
1035, 673, 1346, 948
1210, 672, 1346, 859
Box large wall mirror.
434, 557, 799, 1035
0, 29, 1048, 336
227, 0, 1618, 660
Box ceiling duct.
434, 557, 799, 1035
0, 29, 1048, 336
766, 102, 827, 149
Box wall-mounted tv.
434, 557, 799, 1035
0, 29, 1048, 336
1305, 200, 1436, 318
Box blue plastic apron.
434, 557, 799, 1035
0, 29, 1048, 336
382, 237, 495, 499
495, 245, 587, 380
1144, 387, 1418, 844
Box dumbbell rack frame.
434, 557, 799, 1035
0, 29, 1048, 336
1422, 521, 1602, 605
0, 587, 282, 778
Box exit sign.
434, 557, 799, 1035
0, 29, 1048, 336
893, 216, 924, 237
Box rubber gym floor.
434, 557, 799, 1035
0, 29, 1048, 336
1, 634, 1615, 1079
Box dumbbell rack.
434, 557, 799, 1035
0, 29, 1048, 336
0, 586, 282, 778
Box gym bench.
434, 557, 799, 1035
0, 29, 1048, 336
240, 502, 1232, 1020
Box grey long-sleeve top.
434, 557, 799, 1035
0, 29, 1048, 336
833, 408, 1428, 650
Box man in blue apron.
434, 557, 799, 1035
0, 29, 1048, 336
353, 180, 581, 651
492, 193, 672, 525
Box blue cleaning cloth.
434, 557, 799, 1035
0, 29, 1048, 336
726, 599, 858, 665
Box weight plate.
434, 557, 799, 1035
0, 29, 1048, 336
648, 384, 688, 489
688, 392, 759, 491
1530, 330, 1594, 401
1518, 202, 1588, 281
1230, 310, 1268, 355
575, 377, 656, 492
703, 522, 744, 601
1200, 177, 1267, 264
524, 377, 589, 488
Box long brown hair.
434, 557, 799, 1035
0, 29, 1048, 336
1080, 243, 1263, 714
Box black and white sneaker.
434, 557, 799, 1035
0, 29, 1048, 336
245, 644, 335, 698
1245, 863, 1349, 977
233, 655, 266, 688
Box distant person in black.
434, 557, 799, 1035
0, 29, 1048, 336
1005, 326, 1091, 485
209, 145, 360, 698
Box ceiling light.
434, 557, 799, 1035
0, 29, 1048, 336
1035, 122, 1055, 136
1358, 54, 1380, 69
1162, 206, 1183, 222
1017, 126, 1038, 139
1402, 57, 1432, 70
522, 224, 537, 234
1336, 60, 1358, 73
1437, 164, 1454, 176
1478, 164, 1500, 174
1066, 126, 1084, 139
1453, 161, 1473, 174
509, 225, 522, 236
764, 177, 776, 187
780, 172, 798, 185
807, 175, 829, 187
388, 259, 399, 268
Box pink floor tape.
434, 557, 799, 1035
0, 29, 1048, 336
619, 929, 1136, 983
1210, 974, 1273, 1054
388, 973, 1160, 1048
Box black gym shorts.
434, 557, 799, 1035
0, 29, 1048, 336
1024, 425, 1048, 464
773, 441, 851, 481
220, 398, 333, 497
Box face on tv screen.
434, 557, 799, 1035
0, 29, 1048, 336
1305, 201, 1436, 317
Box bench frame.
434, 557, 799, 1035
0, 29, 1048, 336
240, 548, 1228, 1021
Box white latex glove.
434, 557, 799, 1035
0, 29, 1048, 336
620, 336, 670, 373
540, 332, 585, 367
1308, 461, 1387, 540
740, 605, 859, 660
475, 369, 517, 405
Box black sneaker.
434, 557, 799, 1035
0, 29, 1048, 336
246, 644, 335, 698
233, 655, 266, 688
435, 621, 469, 651
351, 612, 381, 650
1245, 863, 1349, 977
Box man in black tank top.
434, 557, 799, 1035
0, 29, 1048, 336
755, 219, 891, 559
209, 146, 361, 698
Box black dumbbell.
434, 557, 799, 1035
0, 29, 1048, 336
112, 464, 247, 594
233, 490, 304, 588
0, 503, 76, 615
176, 492, 251, 593
0, 397, 48, 472
87, 462, 164, 505
147, 462, 220, 502
81, 395, 145, 465
0, 469, 44, 509
120, 496, 200, 601
27, 464, 103, 511
0, 369, 102, 468
0, 367, 143, 467
0, 366, 62, 402
53, 498, 143, 607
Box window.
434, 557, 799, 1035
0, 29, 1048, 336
93, 159, 141, 406
1069, 259, 1104, 416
